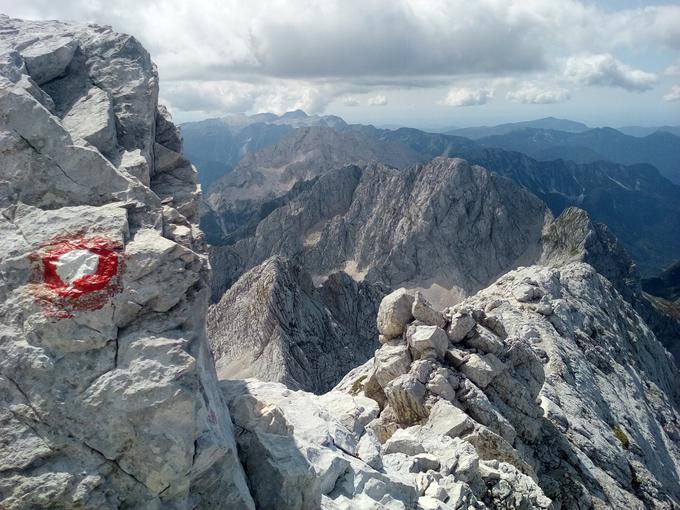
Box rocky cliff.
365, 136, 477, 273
0, 17, 253, 508
541, 207, 680, 359
220, 263, 680, 509
210, 158, 551, 306
207, 256, 386, 394
208, 161, 679, 393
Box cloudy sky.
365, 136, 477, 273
2, 0, 680, 128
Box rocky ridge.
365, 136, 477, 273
199, 123, 680, 276
541, 207, 680, 359
207, 256, 386, 394
0, 17, 253, 508
210, 158, 550, 306
221, 264, 680, 509
208, 166, 680, 393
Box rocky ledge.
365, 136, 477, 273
0, 16, 253, 508
221, 263, 680, 509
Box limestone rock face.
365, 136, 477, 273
221, 379, 418, 510
211, 158, 551, 308
327, 263, 680, 509
0, 17, 253, 509
207, 256, 385, 393
542, 206, 680, 360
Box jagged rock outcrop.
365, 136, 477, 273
542, 207, 680, 359
222, 265, 680, 509
211, 158, 551, 307
207, 170, 678, 398
207, 256, 386, 394
180, 110, 348, 191
0, 17, 253, 508
221, 378, 419, 510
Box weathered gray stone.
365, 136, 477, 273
20, 35, 77, 84
424, 400, 473, 439
0, 16, 253, 509
62, 86, 117, 157
221, 380, 419, 509
460, 353, 505, 389
384, 373, 429, 425
377, 288, 415, 339
410, 453, 440, 474
407, 324, 449, 360
426, 367, 457, 402
373, 339, 413, 388
447, 313, 476, 342
412, 291, 446, 328
208, 257, 384, 394
382, 427, 426, 456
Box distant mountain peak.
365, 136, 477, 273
280, 109, 309, 118
445, 117, 589, 139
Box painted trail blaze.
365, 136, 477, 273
34, 237, 123, 317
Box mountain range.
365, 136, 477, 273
187, 115, 680, 277
3, 16, 680, 510
441, 117, 589, 138
473, 127, 680, 184
181, 111, 347, 189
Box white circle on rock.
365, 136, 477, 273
55, 249, 100, 287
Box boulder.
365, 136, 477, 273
373, 340, 413, 388
446, 313, 476, 342
20, 35, 77, 84
382, 427, 426, 456
384, 373, 429, 425
412, 291, 446, 328
377, 288, 415, 339
62, 86, 117, 157
426, 367, 458, 402
460, 353, 505, 389
407, 325, 449, 360
424, 400, 473, 439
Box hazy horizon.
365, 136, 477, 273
2, 0, 679, 127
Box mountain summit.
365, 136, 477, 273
1, 15, 679, 510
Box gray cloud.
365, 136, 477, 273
507, 82, 571, 104
3, 0, 678, 116
664, 84, 680, 102
564, 54, 657, 92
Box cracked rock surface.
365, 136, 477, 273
0, 16, 253, 509
208, 256, 386, 394
227, 265, 680, 509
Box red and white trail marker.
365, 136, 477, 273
33, 237, 122, 317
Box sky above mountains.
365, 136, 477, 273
2, 0, 680, 128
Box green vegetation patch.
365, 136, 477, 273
350, 375, 367, 395
613, 424, 629, 449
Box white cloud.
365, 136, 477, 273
443, 88, 493, 107
564, 54, 657, 92
3, 0, 679, 116
664, 84, 680, 102
666, 60, 680, 76
368, 95, 388, 106
507, 82, 571, 104
342, 97, 361, 107
162, 79, 334, 115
